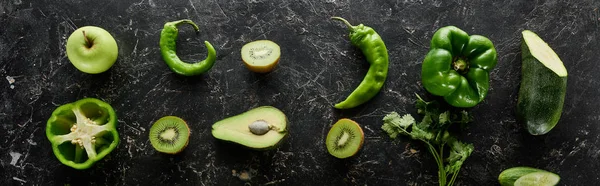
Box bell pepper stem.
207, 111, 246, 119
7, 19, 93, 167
453, 58, 468, 73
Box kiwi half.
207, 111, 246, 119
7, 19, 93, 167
149, 116, 190, 154
241, 40, 281, 73
326, 118, 364, 159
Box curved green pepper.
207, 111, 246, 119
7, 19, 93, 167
332, 17, 389, 109
160, 19, 217, 76
46, 98, 119, 169
421, 26, 497, 108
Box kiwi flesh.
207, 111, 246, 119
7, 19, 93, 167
149, 116, 190, 154
326, 118, 364, 159
241, 40, 281, 73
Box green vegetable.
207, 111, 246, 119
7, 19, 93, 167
498, 167, 559, 186
382, 95, 473, 186
331, 17, 389, 109
498, 167, 545, 186
498, 167, 548, 186
517, 30, 567, 135
160, 19, 217, 76
514, 172, 560, 186
46, 98, 119, 169
421, 26, 497, 108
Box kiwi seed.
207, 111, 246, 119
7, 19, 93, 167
241, 40, 281, 73
248, 46, 273, 59
248, 120, 270, 135
149, 116, 190, 154
326, 118, 364, 159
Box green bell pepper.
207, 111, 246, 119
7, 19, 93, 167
421, 26, 497, 108
46, 98, 119, 169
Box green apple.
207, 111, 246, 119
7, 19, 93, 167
66, 26, 118, 74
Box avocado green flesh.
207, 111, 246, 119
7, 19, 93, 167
211, 106, 287, 149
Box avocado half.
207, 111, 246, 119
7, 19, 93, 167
211, 106, 288, 150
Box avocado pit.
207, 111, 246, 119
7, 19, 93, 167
248, 120, 270, 135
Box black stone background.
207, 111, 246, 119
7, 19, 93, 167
1, 0, 600, 185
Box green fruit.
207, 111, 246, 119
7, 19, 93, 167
514, 172, 560, 186
211, 106, 287, 150
149, 116, 190, 154
241, 40, 281, 73
66, 26, 119, 74
498, 167, 548, 186
517, 30, 567, 135
326, 118, 364, 159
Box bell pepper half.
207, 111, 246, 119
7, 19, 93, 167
421, 26, 498, 108
46, 98, 119, 169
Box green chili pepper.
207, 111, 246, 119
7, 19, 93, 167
160, 19, 217, 76
421, 26, 497, 108
46, 98, 119, 170
332, 17, 389, 109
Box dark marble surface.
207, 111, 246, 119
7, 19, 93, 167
2, 0, 600, 185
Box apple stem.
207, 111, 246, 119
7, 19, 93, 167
82, 30, 93, 48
